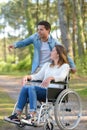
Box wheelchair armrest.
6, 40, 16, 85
27, 79, 67, 85
51, 80, 68, 85
32, 80, 42, 83
27, 79, 42, 83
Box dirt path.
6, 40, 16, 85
0, 75, 87, 130
0, 75, 22, 101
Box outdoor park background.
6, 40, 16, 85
0, 0, 87, 129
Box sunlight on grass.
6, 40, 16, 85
70, 83, 87, 88
76, 88, 87, 97
0, 70, 29, 76
70, 78, 87, 99
0, 103, 14, 106
0, 116, 4, 120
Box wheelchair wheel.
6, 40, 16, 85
16, 123, 26, 128
54, 89, 82, 130
44, 121, 54, 130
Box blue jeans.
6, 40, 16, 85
16, 85, 46, 112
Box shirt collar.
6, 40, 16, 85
37, 33, 51, 42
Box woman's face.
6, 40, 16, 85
50, 47, 59, 60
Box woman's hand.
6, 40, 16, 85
41, 77, 54, 88
22, 75, 31, 85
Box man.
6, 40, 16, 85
8, 21, 76, 73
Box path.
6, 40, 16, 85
0, 75, 87, 130
0, 75, 22, 100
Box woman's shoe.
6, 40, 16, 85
4, 113, 20, 124
21, 114, 37, 125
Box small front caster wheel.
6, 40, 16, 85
44, 122, 54, 130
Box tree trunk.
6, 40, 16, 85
36, 0, 39, 25
72, 0, 77, 59
3, 36, 7, 62
23, 0, 33, 35
75, 0, 85, 56
58, 0, 73, 57
46, 0, 50, 21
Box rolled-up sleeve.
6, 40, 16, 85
67, 56, 76, 69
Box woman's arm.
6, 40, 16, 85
31, 63, 49, 81
53, 64, 70, 82
22, 75, 32, 85
40, 77, 55, 88
41, 64, 70, 87
22, 62, 50, 86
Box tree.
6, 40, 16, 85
58, 0, 73, 57
75, 0, 85, 56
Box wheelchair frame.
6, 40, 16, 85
12, 77, 82, 130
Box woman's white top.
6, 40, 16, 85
31, 62, 70, 83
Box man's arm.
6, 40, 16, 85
8, 33, 36, 51
14, 34, 34, 48
67, 56, 76, 73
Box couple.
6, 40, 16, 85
4, 45, 70, 125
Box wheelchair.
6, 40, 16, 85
12, 76, 82, 130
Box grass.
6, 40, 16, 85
69, 75, 87, 99
0, 70, 28, 76
0, 87, 15, 127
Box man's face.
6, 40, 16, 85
37, 25, 50, 39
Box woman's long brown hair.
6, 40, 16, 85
51, 45, 69, 67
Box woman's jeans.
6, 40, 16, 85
16, 85, 46, 112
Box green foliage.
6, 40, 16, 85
0, 61, 16, 72
0, 55, 31, 74
16, 55, 31, 71
6, 55, 15, 63
0, 0, 87, 77
75, 53, 87, 76
77, 88, 87, 98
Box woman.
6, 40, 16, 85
4, 45, 70, 125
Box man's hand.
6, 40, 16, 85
8, 45, 14, 52
70, 68, 76, 74
41, 77, 54, 88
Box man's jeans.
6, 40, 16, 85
16, 85, 46, 112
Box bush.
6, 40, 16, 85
0, 61, 17, 72
16, 55, 31, 71
75, 54, 87, 76
0, 55, 32, 74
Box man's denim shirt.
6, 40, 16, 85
14, 33, 76, 73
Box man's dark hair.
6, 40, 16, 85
37, 21, 51, 30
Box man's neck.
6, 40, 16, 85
41, 36, 49, 42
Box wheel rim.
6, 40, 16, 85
54, 89, 82, 130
